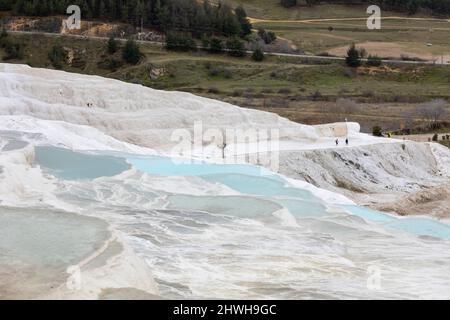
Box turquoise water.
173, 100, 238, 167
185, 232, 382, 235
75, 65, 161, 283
201, 173, 312, 200
342, 205, 396, 223
34, 147, 450, 241
126, 155, 450, 240
387, 218, 450, 240
168, 195, 283, 219
35, 146, 130, 180
127, 157, 275, 177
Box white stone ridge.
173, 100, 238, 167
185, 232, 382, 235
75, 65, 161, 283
0, 63, 390, 153
1, 63, 449, 217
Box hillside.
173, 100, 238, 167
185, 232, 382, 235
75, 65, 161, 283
1, 2, 450, 136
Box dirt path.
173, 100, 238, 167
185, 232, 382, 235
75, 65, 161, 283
394, 133, 450, 142
250, 16, 450, 24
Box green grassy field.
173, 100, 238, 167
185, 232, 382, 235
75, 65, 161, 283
220, 2, 403, 20
214, 2, 450, 59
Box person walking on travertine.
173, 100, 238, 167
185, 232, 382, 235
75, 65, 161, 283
335, 139, 339, 146
346, 138, 349, 146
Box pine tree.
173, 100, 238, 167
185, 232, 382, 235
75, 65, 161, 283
252, 47, 265, 61
235, 5, 252, 37
345, 44, 361, 68
107, 36, 118, 54
226, 37, 246, 57
122, 38, 141, 64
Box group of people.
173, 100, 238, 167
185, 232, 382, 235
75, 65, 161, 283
335, 138, 349, 146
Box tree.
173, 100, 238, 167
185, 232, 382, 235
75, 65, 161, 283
280, 0, 297, 8
432, 133, 439, 141
107, 36, 118, 54
258, 28, 276, 44
209, 38, 223, 53
372, 125, 383, 137
226, 37, 246, 57
346, 44, 361, 68
407, 0, 420, 15
252, 47, 264, 61
122, 39, 141, 64
2, 40, 24, 60
0, 28, 7, 39
165, 33, 196, 51
48, 45, 66, 69
235, 5, 252, 37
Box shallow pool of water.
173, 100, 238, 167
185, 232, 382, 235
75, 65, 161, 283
35, 146, 130, 180
34, 146, 450, 242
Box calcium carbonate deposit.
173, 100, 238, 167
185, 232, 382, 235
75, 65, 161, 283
1, 64, 450, 299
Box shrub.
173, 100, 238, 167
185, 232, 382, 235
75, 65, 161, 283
257, 28, 276, 44
107, 37, 118, 54
367, 55, 382, 67
232, 89, 243, 97
432, 133, 438, 141
165, 33, 196, 52
209, 67, 221, 77
372, 125, 383, 137
344, 68, 355, 78
48, 45, 65, 69
278, 88, 292, 95
209, 38, 223, 53
208, 87, 220, 94
252, 47, 264, 61
3, 40, 24, 60
201, 36, 210, 49
312, 90, 322, 101
0, 28, 7, 39
362, 89, 375, 98
336, 98, 360, 114
222, 68, 232, 79
107, 58, 121, 71
226, 37, 246, 57
209, 67, 232, 78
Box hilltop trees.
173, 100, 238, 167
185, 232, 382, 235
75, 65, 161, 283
8, 0, 253, 39
280, 0, 297, 8
6, 0, 450, 23
165, 32, 196, 51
